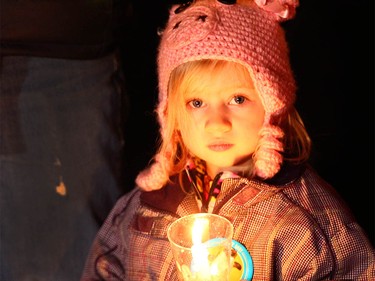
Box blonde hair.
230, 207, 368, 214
155, 60, 311, 181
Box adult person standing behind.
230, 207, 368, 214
0, 0, 133, 280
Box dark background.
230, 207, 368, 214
120, 0, 374, 244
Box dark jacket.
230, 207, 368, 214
0, 0, 132, 59
81, 164, 375, 280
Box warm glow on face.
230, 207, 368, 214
177, 61, 265, 178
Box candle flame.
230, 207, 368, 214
192, 217, 209, 244
170, 214, 232, 280
190, 217, 229, 279
191, 218, 210, 272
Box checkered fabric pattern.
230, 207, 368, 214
81, 165, 375, 280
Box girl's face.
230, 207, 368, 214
177, 61, 265, 178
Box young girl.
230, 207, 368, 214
81, 0, 374, 280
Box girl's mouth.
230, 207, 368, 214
207, 143, 233, 151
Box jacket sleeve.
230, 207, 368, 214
269, 211, 375, 280
329, 222, 375, 280
80, 188, 139, 281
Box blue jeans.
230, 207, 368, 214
0, 53, 127, 280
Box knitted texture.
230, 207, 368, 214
136, 0, 299, 190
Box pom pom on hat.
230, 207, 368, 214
136, 0, 299, 190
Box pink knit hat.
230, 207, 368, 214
136, 0, 299, 190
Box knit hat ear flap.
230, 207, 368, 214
251, 0, 298, 179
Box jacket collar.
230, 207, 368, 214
140, 162, 306, 213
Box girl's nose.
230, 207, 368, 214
205, 108, 231, 134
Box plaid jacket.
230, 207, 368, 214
81, 164, 374, 280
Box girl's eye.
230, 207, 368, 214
230, 95, 246, 105
188, 99, 203, 108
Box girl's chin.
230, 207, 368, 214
206, 164, 237, 174
206, 157, 253, 174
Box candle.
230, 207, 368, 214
167, 213, 234, 281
